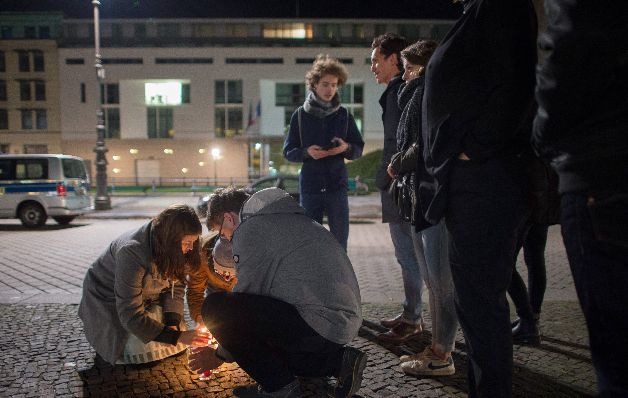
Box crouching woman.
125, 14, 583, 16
79, 204, 209, 364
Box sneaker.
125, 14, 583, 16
400, 347, 455, 377
380, 313, 405, 328
399, 346, 431, 363
233, 380, 300, 398
329, 346, 367, 398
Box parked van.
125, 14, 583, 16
0, 154, 92, 227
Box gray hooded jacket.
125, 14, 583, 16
232, 188, 362, 344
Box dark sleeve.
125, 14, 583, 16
283, 108, 308, 162
533, 0, 628, 158
153, 326, 182, 345
462, 0, 537, 160
396, 144, 420, 175
163, 312, 182, 328
344, 112, 364, 160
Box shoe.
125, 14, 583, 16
511, 317, 521, 329
328, 346, 367, 398
400, 347, 455, 377
377, 322, 422, 344
233, 380, 300, 398
380, 313, 405, 328
399, 346, 431, 363
512, 317, 541, 346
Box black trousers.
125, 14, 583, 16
445, 157, 527, 398
201, 292, 344, 392
508, 222, 549, 319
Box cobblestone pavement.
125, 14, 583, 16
0, 194, 596, 397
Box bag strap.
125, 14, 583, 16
298, 107, 303, 148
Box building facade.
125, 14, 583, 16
1, 14, 454, 185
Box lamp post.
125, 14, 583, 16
92, 0, 111, 210
211, 148, 220, 186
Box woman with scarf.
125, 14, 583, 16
386, 40, 459, 377
283, 54, 364, 251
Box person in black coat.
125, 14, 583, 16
532, 1, 628, 395
421, 0, 537, 396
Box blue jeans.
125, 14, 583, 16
561, 192, 628, 397
389, 221, 424, 324
413, 220, 458, 353
301, 190, 349, 251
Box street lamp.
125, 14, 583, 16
211, 148, 221, 185
92, 0, 111, 210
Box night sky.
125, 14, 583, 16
2, 0, 461, 19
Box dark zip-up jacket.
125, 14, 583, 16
283, 107, 363, 194
532, 0, 628, 194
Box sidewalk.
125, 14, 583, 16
0, 193, 596, 397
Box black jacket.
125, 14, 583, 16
421, 0, 537, 223
532, 0, 628, 194
376, 75, 405, 223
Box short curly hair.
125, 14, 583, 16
206, 186, 250, 229
305, 54, 349, 91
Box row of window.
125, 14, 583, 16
0, 108, 47, 130
0, 50, 45, 73
64, 57, 357, 66
62, 21, 445, 42
0, 79, 46, 102
0, 26, 51, 40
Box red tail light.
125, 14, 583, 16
56, 184, 67, 196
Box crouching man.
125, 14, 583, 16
189, 187, 366, 398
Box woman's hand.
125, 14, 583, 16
178, 329, 210, 347
188, 346, 224, 374
387, 163, 397, 178
307, 145, 329, 160
327, 137, 350, 156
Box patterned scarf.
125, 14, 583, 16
303, 91, 341, 118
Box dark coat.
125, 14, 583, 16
421, 0, 537, 223
376, 75, 405, 223
533, 0, 628, 194
283, 106, 364, 194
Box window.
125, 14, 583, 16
134, 24, 146, 38
18, 51, 30, 72
0, 144, 9, 155
21, 109, 33, 129
155, 58, 213, 64
0, 109, 7, 130
35, 81, 46, 101
0, 80, 6, 101
33, 51, 44, 72
66, 58, 85, 65
225, 58, 283, 64
111, 24, 122, 38
0, 159, 10, 178
276, 83, 306, 132
182, 83, 190, 104
16, 159, 47, 178
80, 83, 86, 103
100, 83, 119, 104
0, 51, 5, 72
25, 26, 37, 39
147, 107, 173, 138
225, 24, 248, 38
157, 23, 179, 38
38, 26, 50, 39
215, 79, 243, 137
62, 158, 88, 179
374, 24, 387, 37
1, 26, 13, 39
20, 80, 31, 101
215, 80, 242, 104
23, 145, 48, 155
262, 23, 312, 39
102, 58, 143, 64
192, 24, 215, 38
339, 83, 364, 132
316, 24, 340, 40
104, 108, 120, 138
35, 109, 47, 129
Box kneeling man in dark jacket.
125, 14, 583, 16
189, 187, 365, 398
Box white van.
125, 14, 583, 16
0, 154, 92, 227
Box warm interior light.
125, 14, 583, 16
129, 148, 139, 154
181, 168, 188, 173
198, 161, 205, 167
198, 148, 206, 154
164, 148, 174, 154
112, 155, 121, 160
112, 168, 121, 174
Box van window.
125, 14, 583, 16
0, 159, 11, 179
62, 158, 87, 179
16, 159, 48, 179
